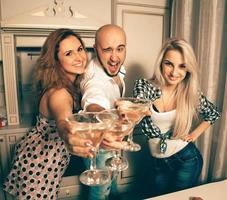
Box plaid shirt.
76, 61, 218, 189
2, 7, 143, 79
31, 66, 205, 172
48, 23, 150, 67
133, 79, 221, 140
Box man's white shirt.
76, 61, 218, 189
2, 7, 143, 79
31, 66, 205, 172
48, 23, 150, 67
80, 58, 126, 110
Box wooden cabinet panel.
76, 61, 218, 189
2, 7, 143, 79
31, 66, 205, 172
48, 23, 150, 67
115, 1, 171, 96
0, 0, 111, 29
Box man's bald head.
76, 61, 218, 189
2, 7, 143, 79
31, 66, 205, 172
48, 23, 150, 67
95, 24, 126, 45
94, 24, 127, 77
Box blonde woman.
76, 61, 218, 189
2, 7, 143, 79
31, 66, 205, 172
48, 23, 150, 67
133, 38, 220, 195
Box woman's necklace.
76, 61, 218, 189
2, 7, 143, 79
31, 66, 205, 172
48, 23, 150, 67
161, 88, 176, 112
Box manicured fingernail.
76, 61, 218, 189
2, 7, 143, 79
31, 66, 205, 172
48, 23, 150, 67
85, 142, 92, 147
90, 147, 96, 152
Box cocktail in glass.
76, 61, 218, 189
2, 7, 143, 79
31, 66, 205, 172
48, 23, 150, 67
66, 112, 116, 186
97, 109, 133, 171
116, 97, 151, 151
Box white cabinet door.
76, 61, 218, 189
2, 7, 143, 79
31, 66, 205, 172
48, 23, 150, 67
1, 132, 25, 184
115, 1, 171, 96
1, 132, 25, 200
6, 134, 25, 169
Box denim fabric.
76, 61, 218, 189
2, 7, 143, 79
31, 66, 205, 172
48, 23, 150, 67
152, 142, 203, 196
83, 150, 118, 200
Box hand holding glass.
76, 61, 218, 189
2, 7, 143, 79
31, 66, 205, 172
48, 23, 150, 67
66, 112, 116, 186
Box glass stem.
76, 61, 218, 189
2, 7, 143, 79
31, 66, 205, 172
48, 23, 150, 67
112, 170, 120, 180
90, 152, 97, 170
111, 150, 117, 158
127, 128, 134, 144
115, 150, 121, 159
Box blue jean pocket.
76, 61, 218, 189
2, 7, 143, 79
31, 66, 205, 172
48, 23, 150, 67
176, 143, 203, 170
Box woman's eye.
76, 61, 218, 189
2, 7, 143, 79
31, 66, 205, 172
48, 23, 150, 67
180, 64, 186, 68
78, 46, 84, 52
65, 51, 72, 56
163, 61, 172, 66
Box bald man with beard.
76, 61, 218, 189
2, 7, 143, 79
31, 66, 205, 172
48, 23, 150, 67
80, 24, 127, 200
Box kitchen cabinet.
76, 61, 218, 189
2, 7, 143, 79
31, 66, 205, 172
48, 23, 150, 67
0, 129, 28, 200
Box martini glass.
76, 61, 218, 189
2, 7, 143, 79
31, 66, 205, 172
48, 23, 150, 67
116, 97, 151, 152
66, 112, 116, 186
97, 109, 134, 171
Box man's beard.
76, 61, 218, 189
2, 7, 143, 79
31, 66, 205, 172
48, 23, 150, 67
96, 54, 120, 77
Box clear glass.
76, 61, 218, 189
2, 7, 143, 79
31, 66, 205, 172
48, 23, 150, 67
98, 109, 134, 172
116, 97, 151, 151
66, 112, 116, 186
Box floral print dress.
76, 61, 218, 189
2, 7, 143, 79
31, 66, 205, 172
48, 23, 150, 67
3, 114, 71, 200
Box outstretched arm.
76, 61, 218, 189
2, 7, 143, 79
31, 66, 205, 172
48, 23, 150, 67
48, 88, 94, 158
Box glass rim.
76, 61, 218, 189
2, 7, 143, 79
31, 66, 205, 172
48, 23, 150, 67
116, 97, 151, 105
117, 97, 150, 101
99, 109, 136, 128
65, 110, 118, 124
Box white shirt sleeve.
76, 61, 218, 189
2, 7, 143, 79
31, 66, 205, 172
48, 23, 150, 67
80, 61, 111, 110
81, 77, 111, 110
80, 59, 125, 110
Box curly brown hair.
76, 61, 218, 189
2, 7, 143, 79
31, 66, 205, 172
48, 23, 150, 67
33, 28, 86, 110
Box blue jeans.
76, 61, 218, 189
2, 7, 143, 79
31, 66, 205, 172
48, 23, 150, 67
83, 150, 118, 200
152, 142, 203, 195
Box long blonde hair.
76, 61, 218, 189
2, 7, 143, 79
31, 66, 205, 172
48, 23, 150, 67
151, 38, 200, 137
33, 28, 86, 110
